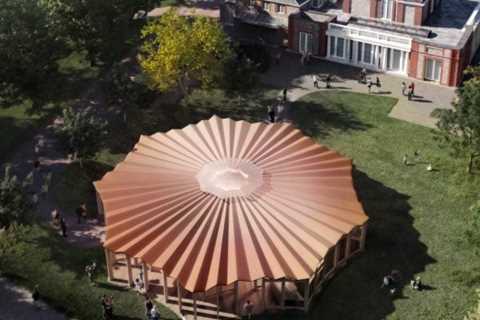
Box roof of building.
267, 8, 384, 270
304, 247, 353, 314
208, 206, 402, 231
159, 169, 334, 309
235, 6, 289, 28
94, 116, 368, 293
265, 0, 310, 8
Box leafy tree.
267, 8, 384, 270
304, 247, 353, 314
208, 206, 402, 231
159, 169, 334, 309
465, 289, 480, 320
0, 0, 65, 100
55, 106, 108, 165
466, 201, 480, 256
45, 0, 147, 67
0, 166, 35, 230
139, 10, 233, 96
434, 67, 480, 173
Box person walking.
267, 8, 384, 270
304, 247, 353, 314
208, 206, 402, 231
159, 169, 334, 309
150, 305, 159, 320
60, 217, 67, 237
325, 74, 332, 89
407, 84, 413, 100
401, 82, 407, 96
282, 88, 287, 102
76, 203, 87, 224
145, 296, 153, 319
376, 76, 381, 92
313, 74, 319, 88
410, 81, 415, 96
267, 105, 275, 123
32, 285, 40, 308
367, 79, 372, 94
359, 68, 367, 83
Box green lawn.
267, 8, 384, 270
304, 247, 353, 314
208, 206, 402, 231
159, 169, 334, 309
290, 91, 480, 320
3, 89, 479, 320
0, 50, 99, 163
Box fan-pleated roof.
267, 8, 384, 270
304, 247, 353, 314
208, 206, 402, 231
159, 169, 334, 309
94, 116, 367, 293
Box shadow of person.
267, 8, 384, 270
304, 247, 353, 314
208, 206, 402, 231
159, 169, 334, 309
309, 169, 436, 320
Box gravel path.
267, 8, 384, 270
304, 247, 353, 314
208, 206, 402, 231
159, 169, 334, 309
0, 278, 67, 320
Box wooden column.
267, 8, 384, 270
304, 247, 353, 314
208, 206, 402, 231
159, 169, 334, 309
262, 278, 267, 311
193, 293, 198, 320
333, 242, 340, 268
345, 233, 352, 259
280, 279, 286, 310
142, 262, 149, 292
360, 224, 368, 251
233, 282, 239, 314
126, 255, 133, 287
163, 271, 169, 303
216, 286, 221, 319
303, 279, 310, 312
105, 248, 114, 281
176, 280, 183, 312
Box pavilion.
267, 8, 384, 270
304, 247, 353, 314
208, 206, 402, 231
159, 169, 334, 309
94, 116, 368, 319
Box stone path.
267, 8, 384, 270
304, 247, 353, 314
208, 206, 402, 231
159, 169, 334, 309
0, 278, 67, 320
261, 52, 456, 128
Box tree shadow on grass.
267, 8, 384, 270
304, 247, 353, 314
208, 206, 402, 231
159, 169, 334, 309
309, 169, 436, 320
289, 99, 370, 138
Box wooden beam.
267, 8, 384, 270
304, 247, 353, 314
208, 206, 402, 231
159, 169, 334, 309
126, 255, 133, 287
360, 224, 368, 251
104, 248, 114, 281
280, 279, 286, 310
176, 280, 183, 312
142, 262, 149, 292
163, 271, 169, 303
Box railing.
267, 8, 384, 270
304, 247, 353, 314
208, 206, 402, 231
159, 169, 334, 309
328, 23, 412, 48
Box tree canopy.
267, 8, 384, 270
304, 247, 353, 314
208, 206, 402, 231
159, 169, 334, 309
139, 10, 233, 95
435, 67, 480, 173
0, 0, 65, 99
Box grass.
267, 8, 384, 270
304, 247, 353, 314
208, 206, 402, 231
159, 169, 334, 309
0, 225, 178, 320
5, 88, 480, 320
289, 91, 480, 320
0, 50, 99, 163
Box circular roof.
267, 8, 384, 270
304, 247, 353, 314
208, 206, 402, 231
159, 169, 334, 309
94, 116, 368, 292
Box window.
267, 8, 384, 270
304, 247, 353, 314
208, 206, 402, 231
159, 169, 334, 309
336, 38, 345, 58
299, 32, 313, 54
425, 58, 442, 81
380, 0, 393, 20
357, 42, 363, 62
249, 0, 256, 6
275, 4, 286, 13
363, 43, 372, 64
311, 0, 322, 8
330, 36, 335, 56
263, 1, 269, 11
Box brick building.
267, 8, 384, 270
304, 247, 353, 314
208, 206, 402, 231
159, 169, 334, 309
222, 0, 480, 86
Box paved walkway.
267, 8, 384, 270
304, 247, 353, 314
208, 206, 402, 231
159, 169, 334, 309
261, 52, 456, 128
0, 278, 67, 320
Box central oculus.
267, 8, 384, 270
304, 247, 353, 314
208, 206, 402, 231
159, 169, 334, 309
196, 159, 263, 199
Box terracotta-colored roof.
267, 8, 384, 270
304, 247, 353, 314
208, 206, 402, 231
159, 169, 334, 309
94, 116, 367, 293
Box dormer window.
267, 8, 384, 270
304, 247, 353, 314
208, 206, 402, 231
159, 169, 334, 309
275, 4, 286, 13
311, 0, 322, 8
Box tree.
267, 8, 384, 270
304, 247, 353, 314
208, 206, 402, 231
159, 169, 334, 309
0, 0, 65, 101
434, 67, 480, 173
466, 201, 480, 256
55, 106, 108, 165
0, 166, 35, 230
139, 10, 233, 96
45, 0, 148, 67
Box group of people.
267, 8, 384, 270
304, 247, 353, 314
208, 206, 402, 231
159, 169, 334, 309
312, 74, 333, 89
382, 270, 426, 296
402, 150, 433, 171
359, 68, 382, 94
401, 81, 416, 100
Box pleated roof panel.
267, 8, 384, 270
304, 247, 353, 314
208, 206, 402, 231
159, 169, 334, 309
94, 116, 368, 293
